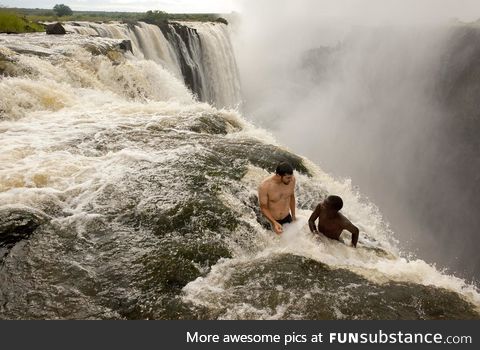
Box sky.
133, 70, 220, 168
0, 0, 240, 13
2, 0, 480, 19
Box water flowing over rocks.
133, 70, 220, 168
184, 254, 479, 320
64, 21, 241, 109
1, 25, 479, 320
159, 22, 205, 101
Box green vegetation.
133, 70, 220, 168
0, 10, 45, 33
140, 10, 223, 26
4, 7, 226, 24
165, 13, 222, 22
0, 6, 228, 34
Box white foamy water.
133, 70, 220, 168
0, 32, 203, 215
1, 30, 479, 319
63, 21, 241, 109
186, 22, 242, 109
183, 162, 480, 316
64, 21, 182, 78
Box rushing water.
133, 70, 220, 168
232, 4, 480, 281
0, 27, 479, 319
64, 21, 241, 109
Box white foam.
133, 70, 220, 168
2, 31, 479, 318
184, 165, 480, 313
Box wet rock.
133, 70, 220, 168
106, 49, 125, 64
210, 139, 311, 176
188, 114, 239, 135
118, 40, 133, 53
80, 41, 128, 64
6, 45, 52, 57
215, 17, 228, 25
158, 22, 205, 100
46, 23, 66, 35
199, 254, 480, 320
0, 205, 49, 250
0, 47, 17, 76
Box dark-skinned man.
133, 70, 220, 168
308, 195, 360, 247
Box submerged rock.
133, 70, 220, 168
185, 254, 480, 320
80, 39, 132, 65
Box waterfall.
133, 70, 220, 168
161, 22, 208, 102
188, 22, 242, 109
1, 24, 479, 320
64, 21, 241, 109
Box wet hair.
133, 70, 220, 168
275, 161, 294, 176
326, 195, 343, 211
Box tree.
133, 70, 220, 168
53, 4, 73, 17
142, 10, 169, 26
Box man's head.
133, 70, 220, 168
324, 195, 343, 212
275, 161, 294, 185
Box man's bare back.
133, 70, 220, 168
258, 162, 296, 234
308, 196, 359, 247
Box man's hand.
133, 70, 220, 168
273, 222, 283, 234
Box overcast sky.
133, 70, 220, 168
2, 1, 480, 20
0, 0, 240, 13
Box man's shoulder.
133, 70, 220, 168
259, 175, 274, 189
262, 175, 275, 184
338, 212, 352, 225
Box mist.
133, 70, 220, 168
231, 0, 480, 280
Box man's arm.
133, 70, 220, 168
258, 183, 282, 234
344, 220, 360, 248
290, 177, 296, 220
308, 204, 321, 233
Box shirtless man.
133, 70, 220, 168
258, 162, 296, 234
308, 195, 360, 247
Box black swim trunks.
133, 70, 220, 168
276, 214, 292, 225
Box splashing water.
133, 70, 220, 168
0, 29, 479, 320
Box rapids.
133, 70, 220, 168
0, 23, 479, 319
